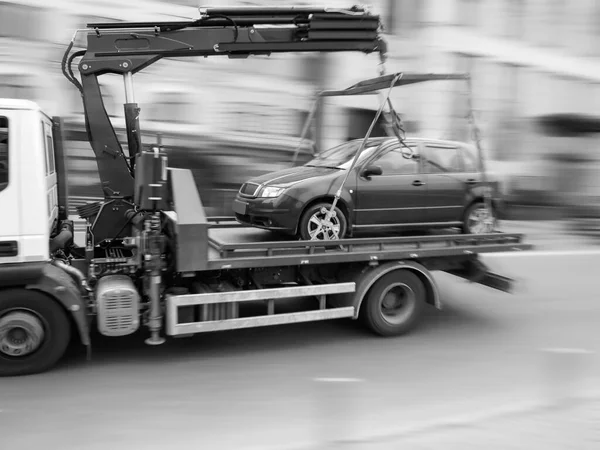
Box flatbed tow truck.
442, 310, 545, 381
0, 5, 531, 376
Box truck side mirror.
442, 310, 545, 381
362, 165, 383, 178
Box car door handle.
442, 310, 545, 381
412, 180, 425, 187
466, 179, 478, 185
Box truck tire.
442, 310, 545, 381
0, 289, 71, 376
362, 270, 426, 336
299, 202, 348, 241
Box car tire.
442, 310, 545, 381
298, 202, 348, 241
462, 201, 496, 234
0, 289, 71, 377
361, 270, 426, 337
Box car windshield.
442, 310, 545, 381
306, 140, 381, 169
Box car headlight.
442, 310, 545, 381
259, 186, 286, 198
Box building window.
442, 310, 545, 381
384, 0, 398, 35
0, 2, 45, 41
0, 77, 35, 101
227, 106, 301, 137
506, 0, 525, 39
594, 2, 600, 55
386, 0, 422, 36
0, 116, 8, 191
163, 0, 201, 6
545, 0, 564, 47
457, 0, 481, 28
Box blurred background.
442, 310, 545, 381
1, 0, 600, 232
2, 3, 600, 449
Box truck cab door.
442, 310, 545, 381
0, 111, 21, 263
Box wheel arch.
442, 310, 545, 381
295, 195, 352, 235
464, 196, 502, 227
466, 195, 501, 211
352, 261, 440, 319
24, 264, 90, 348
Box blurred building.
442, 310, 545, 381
327, 0, 600, 210
2, 0, 600, 214
422, 0, 600, 207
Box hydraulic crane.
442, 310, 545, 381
62, 5, 387, 242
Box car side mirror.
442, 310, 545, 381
362, 165, 383, 178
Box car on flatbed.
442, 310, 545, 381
233, 137, 502, 240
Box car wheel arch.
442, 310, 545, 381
294, 195, 353, 235
465, 196, 498, 214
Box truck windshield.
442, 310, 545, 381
306, 140, 381, 169
0, 116, 8, 191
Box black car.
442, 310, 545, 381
233, 137, 501, 240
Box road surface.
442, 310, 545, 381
1, 236, 599, 449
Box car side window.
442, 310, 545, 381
423, 145, 461, 173
460, 145, 479, 172
371, 146, 419, 175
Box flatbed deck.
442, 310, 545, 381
205, 223, 532, 270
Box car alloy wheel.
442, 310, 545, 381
466, 204, 495, 234
308, 206, 342, 240
299, 203, 348, 241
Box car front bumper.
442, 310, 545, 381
232, 194, 299, 234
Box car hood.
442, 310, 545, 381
249, 165, 342, 187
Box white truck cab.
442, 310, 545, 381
0, 99, 59, 265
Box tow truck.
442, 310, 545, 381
0, 5, 531, 376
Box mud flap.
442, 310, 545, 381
446, 258, 515, 293
26, 264, 91, 347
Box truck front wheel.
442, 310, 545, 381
361, 270, 426, 336
0, 289, 71, 376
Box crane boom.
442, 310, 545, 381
63, 5, 386, 203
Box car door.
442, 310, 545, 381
422, 143, 470, 223
354, 142, 427, 228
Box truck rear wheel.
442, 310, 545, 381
0, 289, 71, 376
361, 270, 426, 336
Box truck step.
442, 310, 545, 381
167, 307, 355, 335
165, 282, 356, 336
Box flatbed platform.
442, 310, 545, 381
205, 223, 532, 270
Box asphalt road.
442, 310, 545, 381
1, 250, 599, 450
